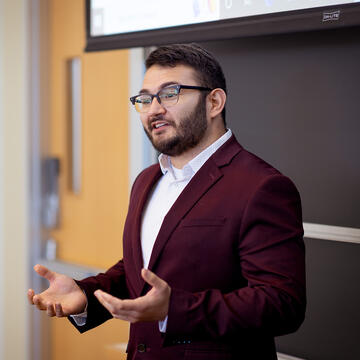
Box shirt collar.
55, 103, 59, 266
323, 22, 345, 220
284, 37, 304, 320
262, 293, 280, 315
159, 129, 232, 178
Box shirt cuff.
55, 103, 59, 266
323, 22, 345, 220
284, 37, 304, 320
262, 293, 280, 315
158, 315, 168, 333
70, 299, 88, 327
70, 310, 88, 326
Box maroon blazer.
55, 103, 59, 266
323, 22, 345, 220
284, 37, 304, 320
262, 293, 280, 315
70, 135, 306, 360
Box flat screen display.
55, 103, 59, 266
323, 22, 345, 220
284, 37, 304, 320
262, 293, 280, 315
90, 0, 359, 36
86, 0, 360, 50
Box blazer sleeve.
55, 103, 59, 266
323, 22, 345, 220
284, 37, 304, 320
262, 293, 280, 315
69, 259, 128, 333
68, 171, 144, 333
164, 174, 306, 343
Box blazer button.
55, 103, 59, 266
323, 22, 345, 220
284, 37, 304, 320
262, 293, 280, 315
137, 343, 146, 353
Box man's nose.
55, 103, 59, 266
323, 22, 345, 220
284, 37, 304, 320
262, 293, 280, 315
147, 96, 165, 116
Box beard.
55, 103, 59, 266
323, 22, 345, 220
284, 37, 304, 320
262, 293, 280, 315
143, 95, 208, 157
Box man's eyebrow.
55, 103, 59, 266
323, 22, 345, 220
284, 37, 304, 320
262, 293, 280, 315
139, 81, 180, 94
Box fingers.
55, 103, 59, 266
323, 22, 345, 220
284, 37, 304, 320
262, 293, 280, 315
141, 268, 166, 290
95, 290, 145, 312
94, 290, 119, 313
47, 303, 56, 317
30, 292, 54, 313
28, 288, 48, 311
32, 294, 47, 311
55, 303, 65, 317
27, 289, 35, 305
93, 270, 170, 323
94, 290, 141, 322
94, 290, 117, 316
33, 264, 55, 281
29, 293, 65, 317
45, 303, 64, 317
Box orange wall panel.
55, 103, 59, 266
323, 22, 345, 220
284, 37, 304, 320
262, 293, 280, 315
49, 0, 130, 269
50, 50, 129, 269
52, 318, 128, 360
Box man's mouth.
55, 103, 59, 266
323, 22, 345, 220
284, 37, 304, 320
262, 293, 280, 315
152, 121, 169, 130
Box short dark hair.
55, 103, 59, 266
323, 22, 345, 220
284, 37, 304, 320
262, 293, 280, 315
145, 43, 227, 123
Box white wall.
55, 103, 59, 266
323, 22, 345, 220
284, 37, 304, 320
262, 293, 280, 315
0, 0, 4, 355
0, 0, 30, 359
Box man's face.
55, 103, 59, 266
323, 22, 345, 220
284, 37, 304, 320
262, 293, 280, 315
140, 65, 208, 157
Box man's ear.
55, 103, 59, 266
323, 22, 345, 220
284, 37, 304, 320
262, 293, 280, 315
207, 88, 226, 120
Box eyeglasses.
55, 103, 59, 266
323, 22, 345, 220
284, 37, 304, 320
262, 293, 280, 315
130, 84, 212, 113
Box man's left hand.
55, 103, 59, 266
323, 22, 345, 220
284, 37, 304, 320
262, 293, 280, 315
94, 268, 171, 323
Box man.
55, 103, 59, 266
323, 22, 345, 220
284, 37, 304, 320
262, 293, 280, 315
28, 43, 306, 359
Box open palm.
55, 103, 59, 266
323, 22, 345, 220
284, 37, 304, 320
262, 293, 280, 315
28, 264, 87, 317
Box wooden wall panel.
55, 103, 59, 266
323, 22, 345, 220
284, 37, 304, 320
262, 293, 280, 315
49, 0, 129, 269
50, 49, 129, 268
52, 318, 128, 360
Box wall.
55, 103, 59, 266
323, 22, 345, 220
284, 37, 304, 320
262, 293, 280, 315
201, 26, 360, 360
0, 0, 4, 355
0, 0, 30, 359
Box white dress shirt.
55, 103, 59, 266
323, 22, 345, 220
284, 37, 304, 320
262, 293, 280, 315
72, 129, 232, 331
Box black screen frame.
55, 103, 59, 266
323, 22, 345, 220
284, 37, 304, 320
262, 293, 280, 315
85, 1, 360, 52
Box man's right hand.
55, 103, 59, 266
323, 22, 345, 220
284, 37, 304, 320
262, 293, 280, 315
28, 264, 87, 317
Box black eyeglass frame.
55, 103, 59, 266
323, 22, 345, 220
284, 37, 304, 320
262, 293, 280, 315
129, 84, 212, 108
